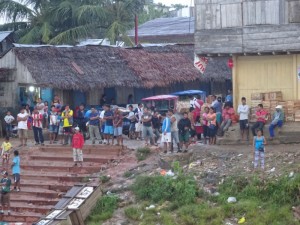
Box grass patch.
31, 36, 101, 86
132, 174, 197, 207
135, 147, 151, 161
99, 175, 111, 183
85, 195, 118, 225
123, 170, 134, 178
124, 206, 143, 220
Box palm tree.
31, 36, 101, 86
0, 0, 145, 45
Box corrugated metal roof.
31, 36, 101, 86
128, 17, 194, 37
0, 31, 12, 42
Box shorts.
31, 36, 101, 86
161, 132, 171, 143
0, 192, 10, 206
179, 132, 190, 143
58, 126, 64, 135
190, 129, 196, 137
63, 127, 72, 134
18, 129, 28, 139
13, 173, 20, 183
49, 125, 58, 133
135, 122, 142, 132
104, 126, 114, 135
239, 119, 249, 130
142, 126, 153, 139
114, 127, 123, 136
2, 153, 10, 160
208, 125, 217, 137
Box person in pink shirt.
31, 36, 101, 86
219, 103, 235, 135
251, 104, 268, 136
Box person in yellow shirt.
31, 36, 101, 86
61, 105, 73, 145
1, 137, 12, 165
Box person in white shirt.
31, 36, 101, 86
134, 103, 143, 140
237, 97, 249, 141
17, 108, 29, 147
4, 111, 14, 137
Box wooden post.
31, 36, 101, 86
232, 55, 238, 110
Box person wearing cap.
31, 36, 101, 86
71, 127, 84, 166
269, 105, 284, 140
0, 171, 11, 215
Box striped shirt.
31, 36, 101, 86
32, 113, 43, 128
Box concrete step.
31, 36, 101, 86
28, 153, 118, 163
14, 187, 62, 198
21, 179, 80, 192
22, 170, 95, 182
0, 211, 45, 223
21, 160, 103, 172
10, 202, 52, 214
10, 194, 59, 206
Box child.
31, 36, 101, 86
56, 111, 64, 145
49, 106, 58, 144
11, 150, 20, 192
72, 127, 84, 167
4, 111, 14, 137
253, 129, 267, 170
1, 137, 12, 165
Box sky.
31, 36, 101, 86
154, 0, 194, 7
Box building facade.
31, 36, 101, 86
195, 0, 300, 107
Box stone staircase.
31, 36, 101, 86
0, 145, 123, 223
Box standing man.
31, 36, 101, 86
62, 105, 73, 145
161, 112, 171, 153
178, 112, 191, 152
251, 104, 268, 136
126, 105, 136, 139
17, 108, 29, 147
4, 111, 14, 137
237, 97, 250, 141
212, 96, 223, 128
134, 103, 143, 140
32, 107, 44, 145
113, 108, 123, 146
89, 108, 102, 144
11, 150, 20, 192
103, 104, 114, 145
77, 104, 86, 135
0, 171, 11, 215
151, 111, 161, 145
169, 109, 181, 152
141, 107, 154, 146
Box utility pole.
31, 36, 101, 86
135, 14, 138, 46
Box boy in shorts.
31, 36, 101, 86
103, 104, 114, 145
1, 137, 12, 166
49, 106, 58, 144
0, 171, 11, 215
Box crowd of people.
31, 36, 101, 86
0, 91, 286, 215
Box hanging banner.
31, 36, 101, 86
194, 54, 208, 74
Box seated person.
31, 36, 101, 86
219, 103, 235, 135
269, 105, 284, 140
251, 104, 268, 136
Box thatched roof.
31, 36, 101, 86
11, 44, 231, 90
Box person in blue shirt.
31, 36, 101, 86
253, 129, 267, 170
161, 112, 171, 154
103, 104, 114, 145
225, 89, 233, 106
11, 150, 20, 192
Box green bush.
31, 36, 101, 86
132, 174, 197, 206
135, 147, 151, 161
86, 195, 118, 225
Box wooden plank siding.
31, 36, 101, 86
195, 0, 300, 54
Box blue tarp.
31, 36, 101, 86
171, 90, 206, 102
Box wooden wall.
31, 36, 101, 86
232, 54, 300, 108
195, 0, 300, 54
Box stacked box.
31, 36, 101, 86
262, 101, 271, 109
251, 100, 262, 107
264, 93, 270, 101
251, 93, 264, 100
269, 92, 283, 101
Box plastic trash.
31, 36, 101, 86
238, 217, 246, 224
270, 167, 275, 172
166, 170, 175, 177
146, 205, 155, 210
289, 171, 294, 178
227, 197, 237, 203
160, 170, 166, 176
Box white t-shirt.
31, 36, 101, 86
49, 112, 57, 125
4, 115, 14, 124
36, 102, 45, 115
237, 104, 249, 120
100, 110, 105, 119
17, 112, 28, 129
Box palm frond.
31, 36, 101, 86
0, 21, 28, 30
76, 5, 106, 24
19, 26, 41, 43
48, 24, 95, 45
106, 20, 130, 44
40, 22, 53, 43
0, 0, 33, 22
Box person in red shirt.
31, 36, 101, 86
251, 104, 268, 136
219, 103, 235, 135
72, 127, 84, 167
32, 107, 44, 145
